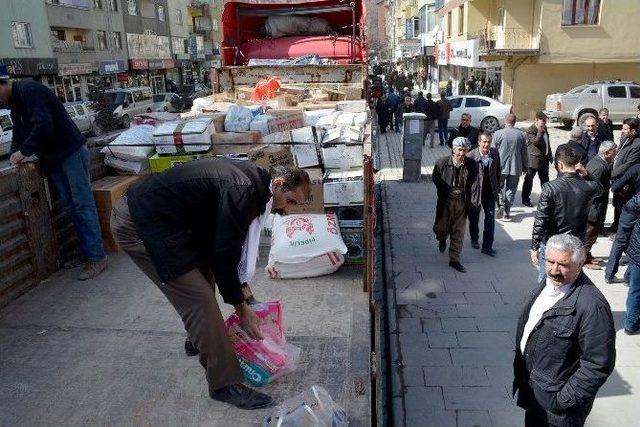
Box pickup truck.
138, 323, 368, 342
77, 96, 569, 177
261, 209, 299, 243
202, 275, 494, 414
544, 81, 640, 128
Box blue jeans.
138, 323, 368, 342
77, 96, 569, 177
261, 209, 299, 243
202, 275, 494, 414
626, 264, 640, 331
537, 242, 547, 284
49, 146, 105, 262
438, 119, 449, 145
468, 194, 495, 250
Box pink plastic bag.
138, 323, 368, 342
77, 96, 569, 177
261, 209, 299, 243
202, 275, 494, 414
225, 301, 300, 387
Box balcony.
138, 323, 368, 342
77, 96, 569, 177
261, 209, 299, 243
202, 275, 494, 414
51, 39, 94, 52
192, 24, 212, 35
475, 27, 540, 56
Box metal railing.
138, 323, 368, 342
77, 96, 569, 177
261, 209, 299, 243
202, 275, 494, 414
51, 39, 94, 52
473, 27, 540, 53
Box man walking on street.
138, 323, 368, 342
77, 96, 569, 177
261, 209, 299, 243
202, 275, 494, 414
395, 95, 414, 132
584, 141, 617, 269
522, 112, 553, 207
467, 132, 500, 256
447, 113, 480, 149
424, 92, 441, 148
1, 65, 107, 280
493, 113, 528, 220
386, 88, 402, 132
616, 195, 640, 335
437, 91, 452, 146
111, 159, 310, 409
604, 193, 640, 285
514, 233, 615, 427
610, 118, 640, 232
433, 137, 480, 273
530, 146, 602, 282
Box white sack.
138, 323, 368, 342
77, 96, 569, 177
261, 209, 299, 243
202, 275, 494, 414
224, 105, 254, 132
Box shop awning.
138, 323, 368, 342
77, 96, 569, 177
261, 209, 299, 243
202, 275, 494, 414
437, 0, 470, 16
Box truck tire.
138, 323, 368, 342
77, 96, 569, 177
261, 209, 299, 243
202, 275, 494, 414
562, 119, 574, 129
577, 111, 597, 128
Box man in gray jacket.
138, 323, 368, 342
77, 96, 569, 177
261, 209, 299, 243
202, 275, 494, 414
493, 114, 528, 220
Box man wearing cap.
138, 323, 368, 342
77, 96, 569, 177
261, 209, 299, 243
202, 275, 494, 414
0, 65, 107, 280
432, 136, 480, 272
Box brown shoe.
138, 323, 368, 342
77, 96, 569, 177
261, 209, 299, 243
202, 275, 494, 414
78, 257, 108, 281
584, 262, 602, 270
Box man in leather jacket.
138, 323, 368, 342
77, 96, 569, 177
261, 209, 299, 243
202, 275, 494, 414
530, 146, 602, 282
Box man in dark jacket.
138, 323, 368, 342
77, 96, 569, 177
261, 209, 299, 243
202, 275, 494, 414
605, 193, 640, 285
581, 116, 604, 163
447, 113, 480, 149
111, 159, 310, 409
514, 233, 615, 427
433, 137, 480, 272
530, 146, 602, 282
395, 95, 414, 131
437, 92, 452, 146
609, 118, 640, 232
386, 88, 402, 132
584, 141, 617, 269
424, 92, 441, 148
522, 112, 553, 207
598, 108, 614, 142
554, 127, 587, 173
413, 91, 428, 115
467, 132, 501, 256
617, 194, 640, 334
1, 67, 107, 280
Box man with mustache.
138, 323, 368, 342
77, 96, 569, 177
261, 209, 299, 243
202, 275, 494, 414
514, 233, 615, 427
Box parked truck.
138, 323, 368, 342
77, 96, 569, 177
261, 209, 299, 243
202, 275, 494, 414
544, 80, 640, 128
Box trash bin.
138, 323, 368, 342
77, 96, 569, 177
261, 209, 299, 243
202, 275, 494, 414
402, 112, 426, 182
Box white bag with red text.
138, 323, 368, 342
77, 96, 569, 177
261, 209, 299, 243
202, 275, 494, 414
266, 213, 348, 279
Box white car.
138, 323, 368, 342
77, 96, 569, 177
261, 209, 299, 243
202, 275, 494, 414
447, 95, 512, 133
152, 92, 183, 112
64, 102, 102, 136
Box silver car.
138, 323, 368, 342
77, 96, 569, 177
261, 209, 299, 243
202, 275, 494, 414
152, 92, 183, 112
64, 102, 102, 136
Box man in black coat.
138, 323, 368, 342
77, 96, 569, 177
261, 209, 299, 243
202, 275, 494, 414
598, 108, 614, 142
466, 132, 501, 256
522, 112, 553, 207
424, 92, 441, 148
584, 141, 617, 269
1, 66, 107, 280
111, 159, 310, 409
514, 233, 615, 427
447, 113, 480, 149
609, 118, 640, 232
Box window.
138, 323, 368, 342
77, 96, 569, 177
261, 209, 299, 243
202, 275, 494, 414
458, 5, 464, 35
446, 12, 452, 37
562, 0, 600, 26
465, 97, 490, 108
629, 86, 640, 99
607, 86, 627, 98
413, 17, 420, 37
112, 31, 122, 49
12, 22, 33, 48
449, 97, 463, 108
51, 29, 66, 41
109, 0, 118, 11
133, 90, 152, 102
212, 20, 218, 31
93, 0, 102, 9
158, 5, 165, 21
96, 30, 107, 50
127, 0, 137, 15
176, 9, 183, 25
496, 7, 505, 27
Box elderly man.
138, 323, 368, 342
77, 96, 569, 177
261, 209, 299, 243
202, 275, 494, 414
531, 146, 602, 282
467, 132, 500, 256
514, 233, 616, 427
493, 113, 528, 220
447, 113, 480, 149
522, 112, 553, 207
433, 137, 480, 272
582, 116, 604, 163
584, 141, 617, 269
111, 159, 310, 409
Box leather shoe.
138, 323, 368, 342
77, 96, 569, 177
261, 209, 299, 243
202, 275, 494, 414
185, 339, 199, 357
438, 240, 446, 253
471, 241, 480, 249
624, 328, 640, 336
449, 261, 466, 273
481, 248, 497, 257
522, 201, 533, 208
210, 384, 274, 410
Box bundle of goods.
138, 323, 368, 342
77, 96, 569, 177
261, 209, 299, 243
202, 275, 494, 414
100, 125, 155, 174
266, 212, 348, 279
225, 301, 300, 387
153, 117, 216, 155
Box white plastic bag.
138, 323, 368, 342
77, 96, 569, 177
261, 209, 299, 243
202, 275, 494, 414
263, 385, 348, 427
224, 105, 254, 132
100, 125, 155, 161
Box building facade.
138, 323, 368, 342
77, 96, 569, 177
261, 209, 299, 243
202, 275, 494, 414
166, 0, 194, 86
0, 1, 59, 84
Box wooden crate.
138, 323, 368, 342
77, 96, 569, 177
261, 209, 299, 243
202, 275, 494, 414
91, 176, 140, 252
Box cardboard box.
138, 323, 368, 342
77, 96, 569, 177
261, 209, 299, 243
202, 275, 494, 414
248, 145, 294, 172
211, 130, 262, 145
323, 170, 364, 207
211, 145, 255, 155
153, 118, 215, 155
337, 100, 368, 113
322, 144, 363, 171
286, 167, 324, 214
149, 151, 215, 173
267, 112, 305, 133
91, 176, 140, 252
341, 227, 364, 264
292, 144, 320, 168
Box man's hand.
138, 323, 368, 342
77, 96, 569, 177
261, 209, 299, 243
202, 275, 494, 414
235, 302, 264, 341
575, 163, 588, 178
530, 249, 539, 266
9, 151, 26, 166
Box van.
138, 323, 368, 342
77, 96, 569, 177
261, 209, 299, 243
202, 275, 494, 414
105, 86, 154, 128
0, 109, 13, 157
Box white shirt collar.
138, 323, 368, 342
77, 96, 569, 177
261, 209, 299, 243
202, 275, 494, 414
543, 278, 572, 297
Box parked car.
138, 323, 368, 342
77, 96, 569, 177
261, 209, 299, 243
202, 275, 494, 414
177, 84, 211, 109
447, 95, 512, 132
64, 102, 102, 136
152, 92, 185, 112
105, 86, 154, 128
0, 109, 13, 157
545, 80, 640, 128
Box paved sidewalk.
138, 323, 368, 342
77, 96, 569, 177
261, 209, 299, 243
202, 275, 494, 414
378, 129, 640, 427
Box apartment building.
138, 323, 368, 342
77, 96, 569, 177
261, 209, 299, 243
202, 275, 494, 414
166, 0, 194, 85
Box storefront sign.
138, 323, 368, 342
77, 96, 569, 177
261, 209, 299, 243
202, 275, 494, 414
130, 59, 149, 70
0, 57, 58, 76
148, 59, 164, 69
127, 33, 171, 59
59, 62, 96, 76
436, 43, 450, 66
99, 60, 127, 75
116, 73, 129, 83
399, 39, 422, 58
440, 39, 504, 68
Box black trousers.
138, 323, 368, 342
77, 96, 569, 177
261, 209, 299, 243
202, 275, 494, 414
522, 164, 550, 204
